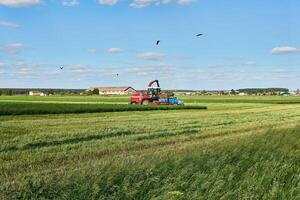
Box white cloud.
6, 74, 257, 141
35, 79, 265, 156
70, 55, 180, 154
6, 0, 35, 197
0, 20, 19, 28
69, 65, 91, 74
108, 48, 122, 53
18, 67, 34, 75
130, 0, 194, 8
137, 52, 165, 61
130, 0, 158, 8
87, 48, 99, 54
127, 64, 172, 76
168, 55, 192, 60
11, 62, 47, 77
177, 0, 194, 4
1, 43, 25, 54
98, 0, 118, 5
271, 46, 299, 55
62, 0, 79, 6
65, 64, 121, 77
244, 61, 256, 65
272, 69, 287, 73
0, 0, 42, 7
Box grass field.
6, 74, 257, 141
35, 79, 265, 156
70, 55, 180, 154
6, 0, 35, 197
1, 95, 300, 199
0, 102, 207, 115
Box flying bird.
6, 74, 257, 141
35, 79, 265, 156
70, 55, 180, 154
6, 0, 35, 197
196, 34, 203, 37
116, 73, 119, 77
156, 40, 160, 45
60, 67, 63, 70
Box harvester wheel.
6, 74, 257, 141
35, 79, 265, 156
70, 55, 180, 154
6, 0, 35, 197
142, 100, 149, 105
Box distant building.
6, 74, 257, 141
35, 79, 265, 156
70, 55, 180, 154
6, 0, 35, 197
280, 92, 290, 97
88, 86, 136, 95
29, 91, 46, 96
238, 92, 247, 96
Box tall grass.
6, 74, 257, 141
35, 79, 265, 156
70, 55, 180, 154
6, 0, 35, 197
3, 127, 300, 199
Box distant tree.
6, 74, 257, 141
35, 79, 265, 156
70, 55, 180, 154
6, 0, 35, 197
0, 90, 2, 96
230, 89, 236, 95
85, 90, 91, 95
72, 91, 80, 95
238, 88, 288, 95
6, 89, 13, 96
92, 88, 99, 95
48, 89, 54, 95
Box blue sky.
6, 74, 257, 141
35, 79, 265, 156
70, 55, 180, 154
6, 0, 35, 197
0, 0, 299, 90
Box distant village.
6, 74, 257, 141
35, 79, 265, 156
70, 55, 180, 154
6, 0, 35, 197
0, 86, 300, 96
84, 86, 300, 96
0, 86, 299, 96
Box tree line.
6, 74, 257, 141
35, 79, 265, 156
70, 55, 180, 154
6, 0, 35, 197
0, 88, 85, 96
238, 88, 289, 95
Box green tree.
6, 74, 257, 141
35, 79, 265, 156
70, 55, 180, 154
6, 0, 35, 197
230, 89, 236, 95
92, 88, 99, 95
48, 89, 54, 95
6, 89, 13, 96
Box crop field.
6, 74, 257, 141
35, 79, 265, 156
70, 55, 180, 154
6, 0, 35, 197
0, 102, 207, 115
1, 95, 300, 199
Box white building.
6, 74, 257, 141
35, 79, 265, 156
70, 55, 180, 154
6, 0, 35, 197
29, 91, 46, 96
87, 86, 136, 95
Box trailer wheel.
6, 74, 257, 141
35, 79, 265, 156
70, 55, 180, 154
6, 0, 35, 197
142, 100, 149, 105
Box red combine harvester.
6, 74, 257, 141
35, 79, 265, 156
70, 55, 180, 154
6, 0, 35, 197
130, 80, 184, 105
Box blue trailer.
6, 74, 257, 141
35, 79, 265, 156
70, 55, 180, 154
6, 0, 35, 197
158, 97, 184, 105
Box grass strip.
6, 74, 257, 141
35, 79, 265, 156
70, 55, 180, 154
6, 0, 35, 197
0, 102, 207, 115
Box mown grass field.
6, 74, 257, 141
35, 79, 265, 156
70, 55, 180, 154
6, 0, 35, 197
1, 95, 300, 199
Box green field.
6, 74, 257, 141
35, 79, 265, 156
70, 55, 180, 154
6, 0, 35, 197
0, 102, 207, 115
1, 95, 300, 199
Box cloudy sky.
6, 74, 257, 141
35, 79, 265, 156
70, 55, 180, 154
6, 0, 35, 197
0, 0, 299, 90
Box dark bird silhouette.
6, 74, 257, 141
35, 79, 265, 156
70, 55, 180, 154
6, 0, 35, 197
156, 40, 160, 45
60, 67, 63, 70
116, 73, 119, 77
196, 34, 203, 37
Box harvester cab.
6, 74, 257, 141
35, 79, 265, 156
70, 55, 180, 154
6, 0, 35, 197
147, 80, 161, 100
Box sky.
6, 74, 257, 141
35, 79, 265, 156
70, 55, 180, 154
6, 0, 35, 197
0, 0, 299, 90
